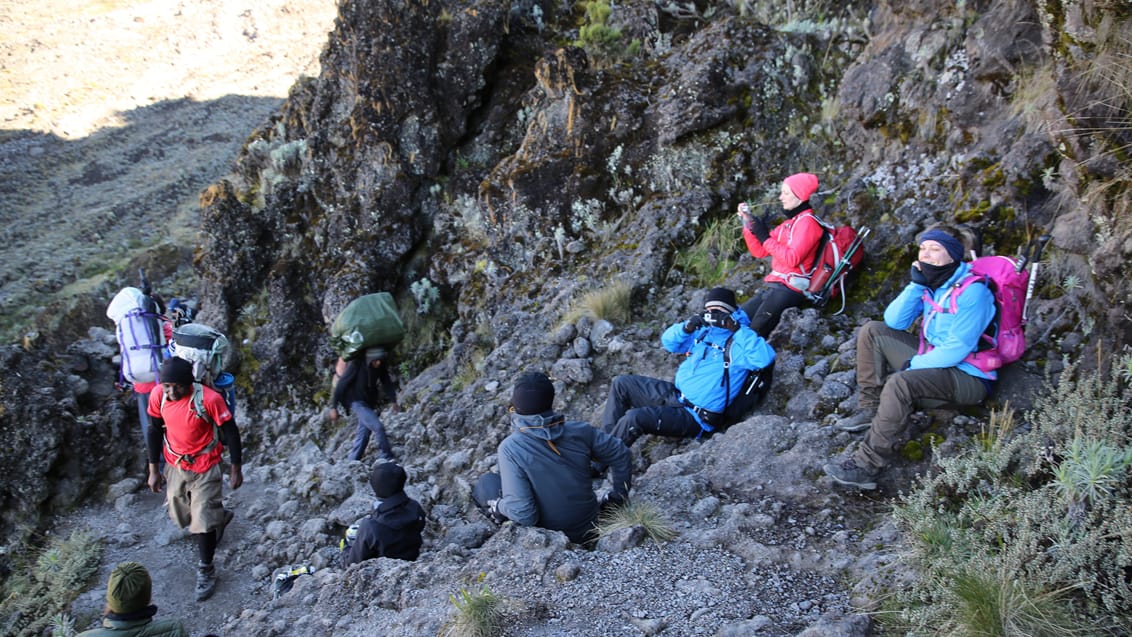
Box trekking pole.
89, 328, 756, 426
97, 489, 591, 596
1022, 234, 1052, 322
820, 226, 870, 295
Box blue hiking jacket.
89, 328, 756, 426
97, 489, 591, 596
884, 261, 996, 380
661, 308, 776, 420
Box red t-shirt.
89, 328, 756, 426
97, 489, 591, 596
147, 385, 231, 472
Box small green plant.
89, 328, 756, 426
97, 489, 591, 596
593, 499, 677, 543
672, 218, 745, 287
0, 530, 103, 637
574, 1, 639, 65
561, 281, 633, 326
441, 584, 505, 637
977, 402, 1015, 452
947, 570, 1084, 637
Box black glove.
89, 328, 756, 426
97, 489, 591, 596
900, 358, 913, 371
683, 314, 705, 334
749, 215, 770, 243
600, 491, 628, 511
910, 263, 928, 286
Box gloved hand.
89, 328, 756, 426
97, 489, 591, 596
910, 263, 928, 286
683, 314, 705, 334
749, 214, 770, 243
900, 358, 913, 371
485, 499, 507, 524
600, 491, 628, 510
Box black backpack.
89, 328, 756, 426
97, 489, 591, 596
720, 336, 775, 428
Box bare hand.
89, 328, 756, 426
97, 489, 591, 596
328, 407, 339, 423
229, 465, 244, 491
147, 465, 163, 493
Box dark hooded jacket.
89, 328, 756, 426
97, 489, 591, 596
497, 411, 631, 544
342, 491, 426, 567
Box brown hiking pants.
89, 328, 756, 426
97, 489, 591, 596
852, 320, 988, 471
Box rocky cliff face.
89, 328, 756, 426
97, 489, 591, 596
4, 0, 1131, 634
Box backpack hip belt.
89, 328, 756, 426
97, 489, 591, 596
769, 270, 811, 292
678, 393, 726, 430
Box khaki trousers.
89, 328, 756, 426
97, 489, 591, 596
853, 320, 988, 471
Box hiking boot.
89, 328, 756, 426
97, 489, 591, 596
195, 562, 217, 601
215, 509, 234, 546
823, 458, 879, 490
833, 409, 876, 433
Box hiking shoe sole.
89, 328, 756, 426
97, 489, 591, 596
822, 463, 878, 490
834, 421, 872, 433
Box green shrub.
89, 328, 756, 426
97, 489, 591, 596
889, 358, 1132, 635
0, 530, 103, 637
441, 584, 505, 637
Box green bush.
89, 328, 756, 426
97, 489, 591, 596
889, 358, 1132, 635
672, 218, 745, 288
441, 584, 505, 637
0, 530, 103, 637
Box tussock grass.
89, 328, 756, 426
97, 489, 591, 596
561, 281, 633, 326
0, 530, 103, 637
672, 218, 745, 288
593, 499, 677, 543
440, 585, 505, 637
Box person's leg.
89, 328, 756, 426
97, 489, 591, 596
600, 375, 678, 432
348, 405, 371, 461
186, 466, 225, 601
609, 403, 703, 448
744, 284, 805, 339
353, 402, 394, 460
854, 320, 919, 410
855, 368, 987, 471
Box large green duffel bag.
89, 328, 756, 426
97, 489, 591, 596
329, 292, 406, 360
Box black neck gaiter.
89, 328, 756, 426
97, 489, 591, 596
919, 261, 960, 290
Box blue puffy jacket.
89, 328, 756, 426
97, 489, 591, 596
661, 308, 776, 420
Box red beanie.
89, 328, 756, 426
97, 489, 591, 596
783, 173, 819, 201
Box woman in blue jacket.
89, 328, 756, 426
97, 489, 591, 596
824, 226, 995, 490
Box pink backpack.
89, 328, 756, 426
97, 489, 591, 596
920, 256, 1030, 373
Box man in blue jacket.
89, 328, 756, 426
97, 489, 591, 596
823, 226, 996, 490
600, 287, 777, 448
474, 372, 632, 545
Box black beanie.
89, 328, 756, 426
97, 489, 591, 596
159, 357, 195, 386
511, 372, 554, 415
704, 288, 737, 313
370, 462, 407, 499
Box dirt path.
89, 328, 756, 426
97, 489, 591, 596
1, 0, 339, 632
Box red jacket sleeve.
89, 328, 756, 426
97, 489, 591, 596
742, 225, 769, 258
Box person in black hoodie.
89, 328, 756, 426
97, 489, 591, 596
330, 346, 398, 461
341, 462, 426, 567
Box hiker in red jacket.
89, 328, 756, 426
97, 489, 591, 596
146, 357, 242, 602
736, 172, 825, 338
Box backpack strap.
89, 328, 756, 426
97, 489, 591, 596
159, 382, 223, 469
918, 274, 988, 356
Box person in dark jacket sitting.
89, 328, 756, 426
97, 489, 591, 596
473, 372, 632, 545
341, 462, 426, 567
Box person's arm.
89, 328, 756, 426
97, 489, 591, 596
883, 280, 929, 331
145, 389, 165, 491
911, 282, 996, 369
661, 321, 695, 354
591, 429, 631, 500
343, 519, 379, 567
741, 224, 770, 258
496, 442, 538, 526
731, 326, 776, 371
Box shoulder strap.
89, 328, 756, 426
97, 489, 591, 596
721, 334, 736, 411
159, 383, 223, 466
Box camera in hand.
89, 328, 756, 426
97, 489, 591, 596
703, 309, 732, 327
